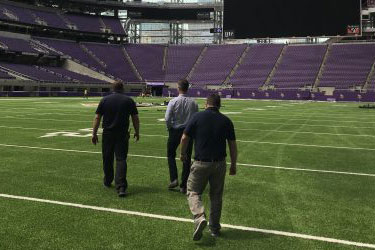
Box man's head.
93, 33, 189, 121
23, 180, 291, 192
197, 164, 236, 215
113, 81, 124, 93
177, 79, 190, 94
206, 93, 221, 109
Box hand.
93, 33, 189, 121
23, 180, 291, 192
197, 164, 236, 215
134, 132, 140, 142
180, 154, 187, 162
91, 134, 98, 145
229, 164, 236, 176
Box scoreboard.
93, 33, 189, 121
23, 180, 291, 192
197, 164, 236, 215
224, 0, 361, 39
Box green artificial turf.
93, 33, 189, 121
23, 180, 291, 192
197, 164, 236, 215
0, 97, 374, 249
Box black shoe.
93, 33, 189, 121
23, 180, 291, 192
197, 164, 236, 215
193, 219, 207, 241
210, 229, 221, 237
168, 179, 178, 189
118, 187, 126, 197
180, 187, 187, 195
104, 182, 112, 188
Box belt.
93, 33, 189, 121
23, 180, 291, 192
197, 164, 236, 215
194, 158, 225, 163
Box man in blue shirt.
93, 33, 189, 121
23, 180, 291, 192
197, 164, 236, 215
165, 79, 198, 194
92, 81, 140, 197
180, 94, 237, 241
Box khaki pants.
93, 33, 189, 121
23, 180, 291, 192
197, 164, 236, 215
187, 160, 226, 232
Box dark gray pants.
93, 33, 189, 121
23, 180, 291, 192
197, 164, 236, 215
187, 160, 226, 232
167, 127, 193, 188
102, 131, 129, 190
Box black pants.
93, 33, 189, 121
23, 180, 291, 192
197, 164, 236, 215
102, 131, 129, 190
167, 127, 193, 188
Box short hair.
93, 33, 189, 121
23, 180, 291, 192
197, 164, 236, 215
177, 79, 189, 92
207, 93, 221, 108
113, 81, 124, 93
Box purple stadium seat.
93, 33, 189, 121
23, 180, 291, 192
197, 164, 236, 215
0, 63, 68, 82
270, 45, 327, 89
83, 42, 139, 82
65, 14, 103, 33
319, 44, 375, 89
35, 37, 106, 72
42, 66, 107, 83
0, 36, 40, 54
190, 44, 247, 86
101, 17, 125, 34
165, 45, 204, 82
230, 44, 284, 89
0, 70, 15, 79
125, 44, 165, 81
0, 2, 124, 34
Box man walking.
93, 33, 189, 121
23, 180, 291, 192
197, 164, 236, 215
92, 81, 140, 197
165, 79, 198, 194
180, 94, 237, 241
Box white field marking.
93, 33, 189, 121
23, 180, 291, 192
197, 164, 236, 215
0, 194, 375, 249
243, 108, 266, 111
32, 102, 56, 104
3, 108, 375, 124
157, 118, 166, 122
237, 140, 375, 151
2, 116, 165, 126
2, 124, 375, 139
0, 143, 375, 178
2, 104, 374, 119
0, 111, 164, 120
227, 115, 375, 124
3, 116, 90, 123
235, 128, 375, 138
3, 113, 375, 130
1, 124, 374, 141
222, 112, 243, 115
237, 162, 375, 177
236, 110, 375, 119
233, 120, 375, 130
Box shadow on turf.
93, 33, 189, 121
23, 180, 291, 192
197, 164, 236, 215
196, 229, 271, 247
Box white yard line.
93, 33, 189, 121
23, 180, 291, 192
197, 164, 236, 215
228, 115, 375, 124
231, 112, 375, 121
234, 120, 375, 129
3, 115, 375, 129
0, 193, 374, 249
236, 140, 375, 151
1, 124, 373, 150
1, 116, 165, 125
0, 143, 374, 177
3, 109, 375, 123
1, 125, 375, 139
235, 128, 375, 138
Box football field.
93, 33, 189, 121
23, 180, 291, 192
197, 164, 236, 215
0, 97, 375, 249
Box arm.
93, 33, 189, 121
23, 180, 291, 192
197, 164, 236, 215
165, 101, 174, 129
92, 114, 102, 145
131, 114, 140, 142
180, 133, 190, 162
228, 140, 237, 175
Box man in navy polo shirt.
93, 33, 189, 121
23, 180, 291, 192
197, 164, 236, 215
92, 81, 140, 197
180, 93, 237, 241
